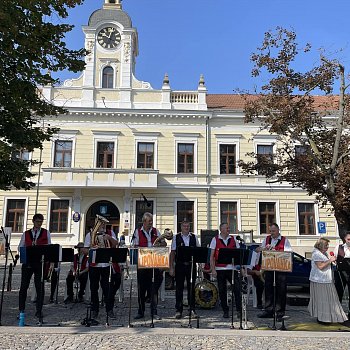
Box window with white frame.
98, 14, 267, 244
219, 145, 236, 174
298, 202, 316, 235
5, 199, 26, 233
53, 140, 73, 167
177, 201, 194, 233
177, 143, 194, 173
49, 199, 70, 233
137, 142, 154, 169
12, 149, 30, 162
96, 141, 114, 168
220, 201, 238, 233
258, 202, 276, 235
135, 200, 154, 229
257, 144, 274, 174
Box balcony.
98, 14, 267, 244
41, 168, 158, 189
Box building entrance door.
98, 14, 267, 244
86, 200, 120, 238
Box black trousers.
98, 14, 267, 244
335, 269, 350, 311
216, 269, 241, 312
66, 272, 88, 299
175, 263, 196, 313
137, 268, 163, 315
264, 271, 287, 315
19, 263, 44, 314
89, 266, 121, 313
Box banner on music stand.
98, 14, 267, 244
138, 247, 170, 269
0, 227, 12, 255
261, 250, 292, 272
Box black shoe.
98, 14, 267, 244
188, 310, 198, 319
175, 311, 182, 319
49, 298, 54, 304
64, 296, 73, 304
134, 313, 144, 320
257, 304, 263, 309
317, 319, 331, 325
276, 313, 285, 322
258, 311, 273, 318
153, 314, 161, 320
78, 296, 84, 303
107, 310, 117, 319
35, 311, 43, 319
223, 311, 229, 319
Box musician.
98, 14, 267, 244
334, 232, 350, 318
169, 219, 199, 319
257, 223, 292, 320
64, 242, 89, 303
210, 223, 241, 319
84, 221, 119, 319
131, 212, 163, 320
18, 213, 51, 320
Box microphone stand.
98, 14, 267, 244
0, 228, 10, 326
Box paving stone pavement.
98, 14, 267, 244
0, 262, 349, 349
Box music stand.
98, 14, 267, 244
217, 248, 250, 330
20, 244, 61, 326
89, 248, 128, 327
177, 246, 209, 328
55, 248, 74, 305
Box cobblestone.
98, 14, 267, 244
0, 262, 349, 349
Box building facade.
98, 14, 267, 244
1, 0, 340, 254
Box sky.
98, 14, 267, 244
57, 0, 350, 94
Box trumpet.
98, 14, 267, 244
153, 228, 173, 247
90, 214, 109, 248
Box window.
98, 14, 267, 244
96, 142, 114, 168
257, 144, 274, 174
177, 143, 194, 173
102, 66, 114, 88
220, 202, 238, 234
298, 203, 316, 235
12, 149, 30, 161
135, 200, 154, 229
49, 200, 69, 233
177, 201, 194, 232
137, 142, 154, 169
5, 199, 26, 233
219, 144, 236, 174
259, 202, 276, 235
54, 141, 72, 167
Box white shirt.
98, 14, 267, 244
84, 231, 117, 268
309, 248, 333, 283
210, 234, 240, 271
171, 232, 199, 251
131, 226, 161, 247
18, 227, 52, 251
261, 234, 292, 252
334, 243, 350, 258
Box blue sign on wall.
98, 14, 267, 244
317, 222, 326, 234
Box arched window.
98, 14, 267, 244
102, 66, 114, 88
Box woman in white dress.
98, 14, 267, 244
308, 237, 348, 324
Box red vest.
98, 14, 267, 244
214, 235, 237, 267
265, 235, 286, 251
138, 227, 158, 247
73, 254, 88, 272
24, 228, 48, 246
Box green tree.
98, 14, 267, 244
0, 0, 86, 190
240, 27, 350, 239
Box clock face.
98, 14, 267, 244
97, 27, 121, 49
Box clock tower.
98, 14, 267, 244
82, 0, 139, 107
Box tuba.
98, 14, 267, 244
153, 228, 173, 247
90, 214, 109, 248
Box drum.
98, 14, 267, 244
195, 279, 218, 309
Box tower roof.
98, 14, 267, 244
88, 6, 132, 28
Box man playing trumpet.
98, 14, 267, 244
131, 212, 164, 320
84, 219, 119, 319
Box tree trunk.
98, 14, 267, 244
334, 210, 350, 242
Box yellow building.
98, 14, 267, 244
1, 0, 339, 255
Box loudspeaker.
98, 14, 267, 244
200, 229, 219, 248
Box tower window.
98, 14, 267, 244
102, 66, 114, 88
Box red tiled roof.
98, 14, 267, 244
206, 94, 340, 111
